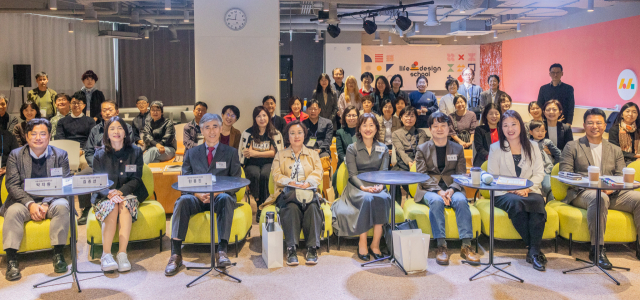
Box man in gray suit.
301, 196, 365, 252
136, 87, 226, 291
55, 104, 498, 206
560, 108, 640, 268
414, 112, 479, 265
165, 113, 242, 276
1, 118, 70, 281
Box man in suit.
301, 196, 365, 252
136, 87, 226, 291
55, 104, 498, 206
414, 112, 480, 265
457, 68, 483, 119
560, 108, 640, 267
165, 113, 242, 276
0, 118, 70, 281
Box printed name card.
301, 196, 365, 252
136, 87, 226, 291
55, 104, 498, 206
73, 174, 109, 189
178, 174, 216, 188
496, 177, 527, 186
25, 177, 63, 191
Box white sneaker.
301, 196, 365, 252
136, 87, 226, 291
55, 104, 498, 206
116, 252, 131, 272
101, 254, 118, 272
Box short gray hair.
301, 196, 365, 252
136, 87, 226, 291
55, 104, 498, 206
0, 94, 6, 103
199, 113, 223, 128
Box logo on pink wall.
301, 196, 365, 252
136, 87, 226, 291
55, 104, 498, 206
618, 69, 637, 101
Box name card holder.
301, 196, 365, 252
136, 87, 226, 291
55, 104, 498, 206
73, 174, 109, 189
178, 174, 216, 188
25, 177, 63, 191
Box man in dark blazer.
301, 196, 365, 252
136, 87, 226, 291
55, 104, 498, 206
165, 113, 242, 276
560, 108, 640, 268
414, 112, 479, 266
0, 118, 70, 281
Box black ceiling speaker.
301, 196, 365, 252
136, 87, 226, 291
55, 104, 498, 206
396, 11, 412, 32
327, 24, 341, 38
363, 19, 377, 35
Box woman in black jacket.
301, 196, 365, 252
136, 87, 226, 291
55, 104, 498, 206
542, 99, 573, 151
609, 102, 640, 165
92, 116, 148, 273
473, 103, 501, 167
81, 70, 105, 122
143, 101, 176, 164
372, 76, 395, 115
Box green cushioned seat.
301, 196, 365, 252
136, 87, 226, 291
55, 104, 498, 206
87, 164, 167, 259
0, 177, 76, 255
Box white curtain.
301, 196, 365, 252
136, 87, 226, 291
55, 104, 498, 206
0, 14, 115, 114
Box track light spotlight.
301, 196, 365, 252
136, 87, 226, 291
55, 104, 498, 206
396, 11, 412, 32
327, 24, 340, 38
363, 17, 377, 35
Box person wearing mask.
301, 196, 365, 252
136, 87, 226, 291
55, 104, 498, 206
262, 95, 286, 134
360, 72, 374, 96
332, 106, 360, 196
449, 95, 477, 149
49, 93, 71, 139
409, 76, 438, 129
543, 100, 573, 151
165, 113, 242, 276
303, 100, 334, 183
457, 68, 483, 119
392, 106, 429, 202
524, 101, 544, 135
473, 103, 501, 167
27, 72, 57, 119
143, 101, 176, 164
528, 120, 561, 200
608, 102, 640, 165
488, 110, 547, 271
183, 102, 208, 151
0, 95, 19, 133
415, 112, 480, 265
239, 106, 284, 222
80, 70, 105, 122
360, 95, 380, 118
1, 118, 70, 281
439, 79, 460, 116
14, 101, 42, 147
332, 114, 391, 261
560, 108, 640, 266
311, 73, 338, 130
372, 76, 395, 114
537, 63, 575, 126
92, 116, 147, 273
390, 74, 407, 101
394, 94, 407, 119
480, 75, 507, 108
283, 97, 309, 124
377, 99, 402, 158
55, 91, 96, 170
337, 76, 363, 118
132, 96, 151, 148
332, 68, 345, 97
498, 93, 513, 115
261, 120, 324, 265
220, 105, 241, 149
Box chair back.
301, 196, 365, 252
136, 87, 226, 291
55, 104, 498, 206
336, 163, 349, 195
49, 140, 80, 172
479, 161, 489, 199
181, 111, 195, 124
142, 164, 154, 201
550, 163, 568, 200
1, 176, 6, 205
174, 123, 186, 151
408, 164, 418, 197
627, 160, 640, 192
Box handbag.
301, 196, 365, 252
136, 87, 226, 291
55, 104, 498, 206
452, 115, 471, 143
382, 219, 418, 254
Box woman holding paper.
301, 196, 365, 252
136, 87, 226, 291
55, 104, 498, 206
92, 116, 147, 273
261, 120, 323, 266
332, 113, 392, 262
487, 110, 547, 272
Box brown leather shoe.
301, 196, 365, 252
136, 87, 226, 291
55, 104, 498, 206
436, 246, 449, 265
165, 254, 183, 276
217, 251, 232, 268
460, 245, 481, 264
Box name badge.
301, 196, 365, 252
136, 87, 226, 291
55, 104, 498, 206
25, 177, 62, 191
306, 137, 317, 148
50, 167, 63, 177
126, 165, 137, 172
375, 146, 385, 152
447, 154, 458, 161
72, 174, 108, 188
178, 174, 216, 187
216, 161, 226, 169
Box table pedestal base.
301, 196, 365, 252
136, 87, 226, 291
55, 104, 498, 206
563, 258, 630, 285
462, 260, 523, 282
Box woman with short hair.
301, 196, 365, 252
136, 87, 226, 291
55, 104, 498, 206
360, 72, 374, 96
439, 79, 460, 116
283, 97, 309, 123
543, 99, 573, 151
390, 74, 406, 101
408, 76, 438, 128
142, 101, 176, 164
220, 105, 241, 149
449, 95, 477, 149
81, 70, 106, 122
498, 93, 513, 115
14, 101, 42, 147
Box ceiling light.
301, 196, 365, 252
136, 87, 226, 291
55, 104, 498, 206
425, 4, 438, 26
493, 30, 497, 38
184, 11, 189, 23
373, 31, 381, 41
467, 35, 471, 38
363, 17, 377, 35
315, 34, 319, 43
144, 30, 150, 39
327, 24, 340, 38
454, 36, 457, 42
588, 0, 594, 12
396, 11, 412, 31
380, 39, 383, 47
68, 22, 73, 33
49, 0, 57, 11
323, 2, 329, 12
414, 23, 420, 33
83, 7, 98, 23
460, 10, 465, 13
517, 22, 521, 32
388, 35, 392, 44
165, 0, 171, 11
169, 25, 179, 42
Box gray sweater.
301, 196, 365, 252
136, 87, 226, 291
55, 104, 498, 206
532, 138, 561, 174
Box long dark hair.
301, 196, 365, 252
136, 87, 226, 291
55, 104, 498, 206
102, 116, 132, 153
315, 73, 332, 95
251, 106, 276, 141
481, 103, 500, 126
498, 110, 533, 163
374, 76, 391, 97
614, 102, 640, 129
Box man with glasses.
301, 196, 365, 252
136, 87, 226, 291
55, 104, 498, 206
537, 63, 575, 126
560, 108, 640, 267
132, 96, 151, 149
55, 91, 96, 170
183, 102, 208, 151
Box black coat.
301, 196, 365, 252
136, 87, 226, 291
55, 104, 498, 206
91, 145, 148, 204
0, 129, 19, 169
608, 123, 639, 165
473, 124, 493, 167
544, 120, 574, 151
85, 90, 105, 121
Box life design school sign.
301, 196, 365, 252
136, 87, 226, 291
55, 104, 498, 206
362, 45, 481, 91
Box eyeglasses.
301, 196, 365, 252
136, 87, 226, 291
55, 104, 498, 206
150, 108, 162, 112
225, 113, 236, 119
586, 121, 605, 127
70, 102, 83, 106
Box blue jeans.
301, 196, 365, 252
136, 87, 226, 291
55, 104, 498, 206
541, 174, 554, 200
422, 191, 473, 240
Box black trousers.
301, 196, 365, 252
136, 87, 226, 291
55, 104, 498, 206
245, 163, 272, 208
171, 193, 236, 242
495, 193, 546, 249
277, 193, 323, 249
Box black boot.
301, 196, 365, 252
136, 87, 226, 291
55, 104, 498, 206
5, 260, 21, 281
77, 207, 91, 225
589, 245, 612, 270
53, 253, 68, 273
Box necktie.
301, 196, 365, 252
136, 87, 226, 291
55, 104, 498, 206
207, 146, 215, 166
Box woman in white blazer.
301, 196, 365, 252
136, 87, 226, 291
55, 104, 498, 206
487, 110, 547, 272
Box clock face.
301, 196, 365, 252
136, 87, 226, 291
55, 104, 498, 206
225, 8, 246, 31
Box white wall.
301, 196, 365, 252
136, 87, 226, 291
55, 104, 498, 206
194, 0, 279, 131
325, 43, 362, 81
